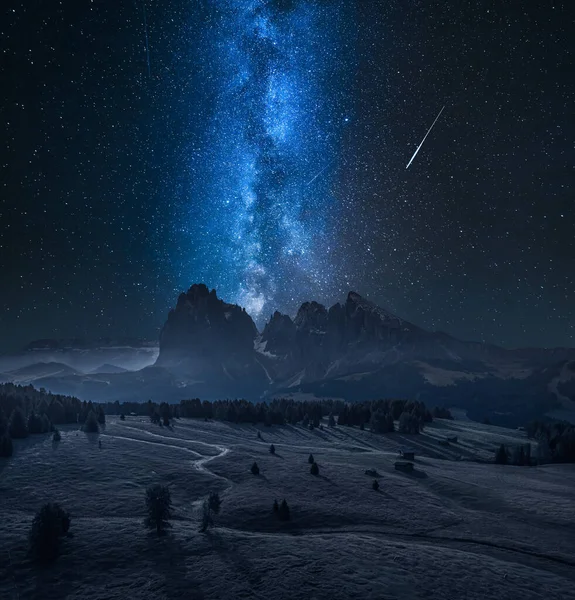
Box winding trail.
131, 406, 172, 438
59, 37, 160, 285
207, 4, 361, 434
113, 421, 232, 511
109, 420, 575, 580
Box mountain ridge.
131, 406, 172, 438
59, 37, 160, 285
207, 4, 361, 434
153, 284, 575, 425
1, 283, 573, 425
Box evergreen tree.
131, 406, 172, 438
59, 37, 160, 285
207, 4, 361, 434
208, 491, 222, 516
495, 444, 508, 464
29, 503, 71, 562
27, 412, 44, 434
160, 402, 171, 426
41, 414, 52, 433
372, 479, 380, 491
82, 410, 99, 433
200, 491, 222, 532
310, 462, 319, 476
97, 406, 106, 425
398, 411, 420, 434
269, 444, 275, 454
251, 461, 260, 475
278, 499, 290, 521
0, 406, 7, 435
145, 484, 172, 535
370, 409, 394, 434
0, 434, 13, 457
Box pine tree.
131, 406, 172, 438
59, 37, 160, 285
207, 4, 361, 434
0, 434, 13, 457
27, 412, 44, 434
82, 410, 99, 433
29, 503, 71, 562
51, 399, 65, 424
372, 479, 380, 491
41, 414, 52, 433
269, 444, 275, 454
200, 491, 222, 532
495, 444, 508, 465
310, 462, 319, 476
0, 406, 7, 435
251, 461, 260, 475
278, 499, 290, 521
145, 484, 172, 535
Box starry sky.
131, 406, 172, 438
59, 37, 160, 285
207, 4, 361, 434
1, 0, 573, 352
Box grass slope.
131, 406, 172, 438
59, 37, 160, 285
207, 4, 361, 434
0, 416, 574, 599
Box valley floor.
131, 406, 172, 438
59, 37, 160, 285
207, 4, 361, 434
1, 417, 574, 600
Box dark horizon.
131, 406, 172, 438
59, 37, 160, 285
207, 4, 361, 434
3, 283, 575, 356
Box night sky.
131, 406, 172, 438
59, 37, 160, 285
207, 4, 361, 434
1, 0, 573, 352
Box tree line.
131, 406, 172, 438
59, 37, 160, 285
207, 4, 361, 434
0, 383, 106, 456
526, 420, 575, 463
101, 397, 446, 434
1, 383, 456, 459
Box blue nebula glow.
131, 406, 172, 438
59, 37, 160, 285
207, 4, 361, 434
182, 0, 355, 319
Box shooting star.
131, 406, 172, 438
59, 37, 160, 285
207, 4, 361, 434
306, 159, 335, 186
406, 105, 445, 169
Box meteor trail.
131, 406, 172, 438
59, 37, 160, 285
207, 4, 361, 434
306, 159, 335, 186
406, 105, 445, 169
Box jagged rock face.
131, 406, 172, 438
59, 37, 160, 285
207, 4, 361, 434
294, 301, 328, 332
149, 284, 575, 420
9, 283, 573, 421
157, 284, 259, 375
258, 293, 422, 383
344, 292, 407, 343
260, 311, 296, 357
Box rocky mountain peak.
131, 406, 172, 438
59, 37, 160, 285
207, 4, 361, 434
260, 311, 296, 356
294, 301, 328, 332
158, 284, 258, 366
345, 291, 404, 330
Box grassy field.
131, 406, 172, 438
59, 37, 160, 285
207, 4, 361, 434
1, 416, 574, 599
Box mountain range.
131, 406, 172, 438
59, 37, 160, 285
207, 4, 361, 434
2, 283, 574, 425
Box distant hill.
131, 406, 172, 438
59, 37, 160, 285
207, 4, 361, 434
1, 362, 80, 384
0, 339, 159, 375
89, 364, 129, 375
22, 337, 158, 351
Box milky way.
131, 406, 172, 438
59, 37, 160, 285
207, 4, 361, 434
1, 1, 573, 350
186, 0, 355, 318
